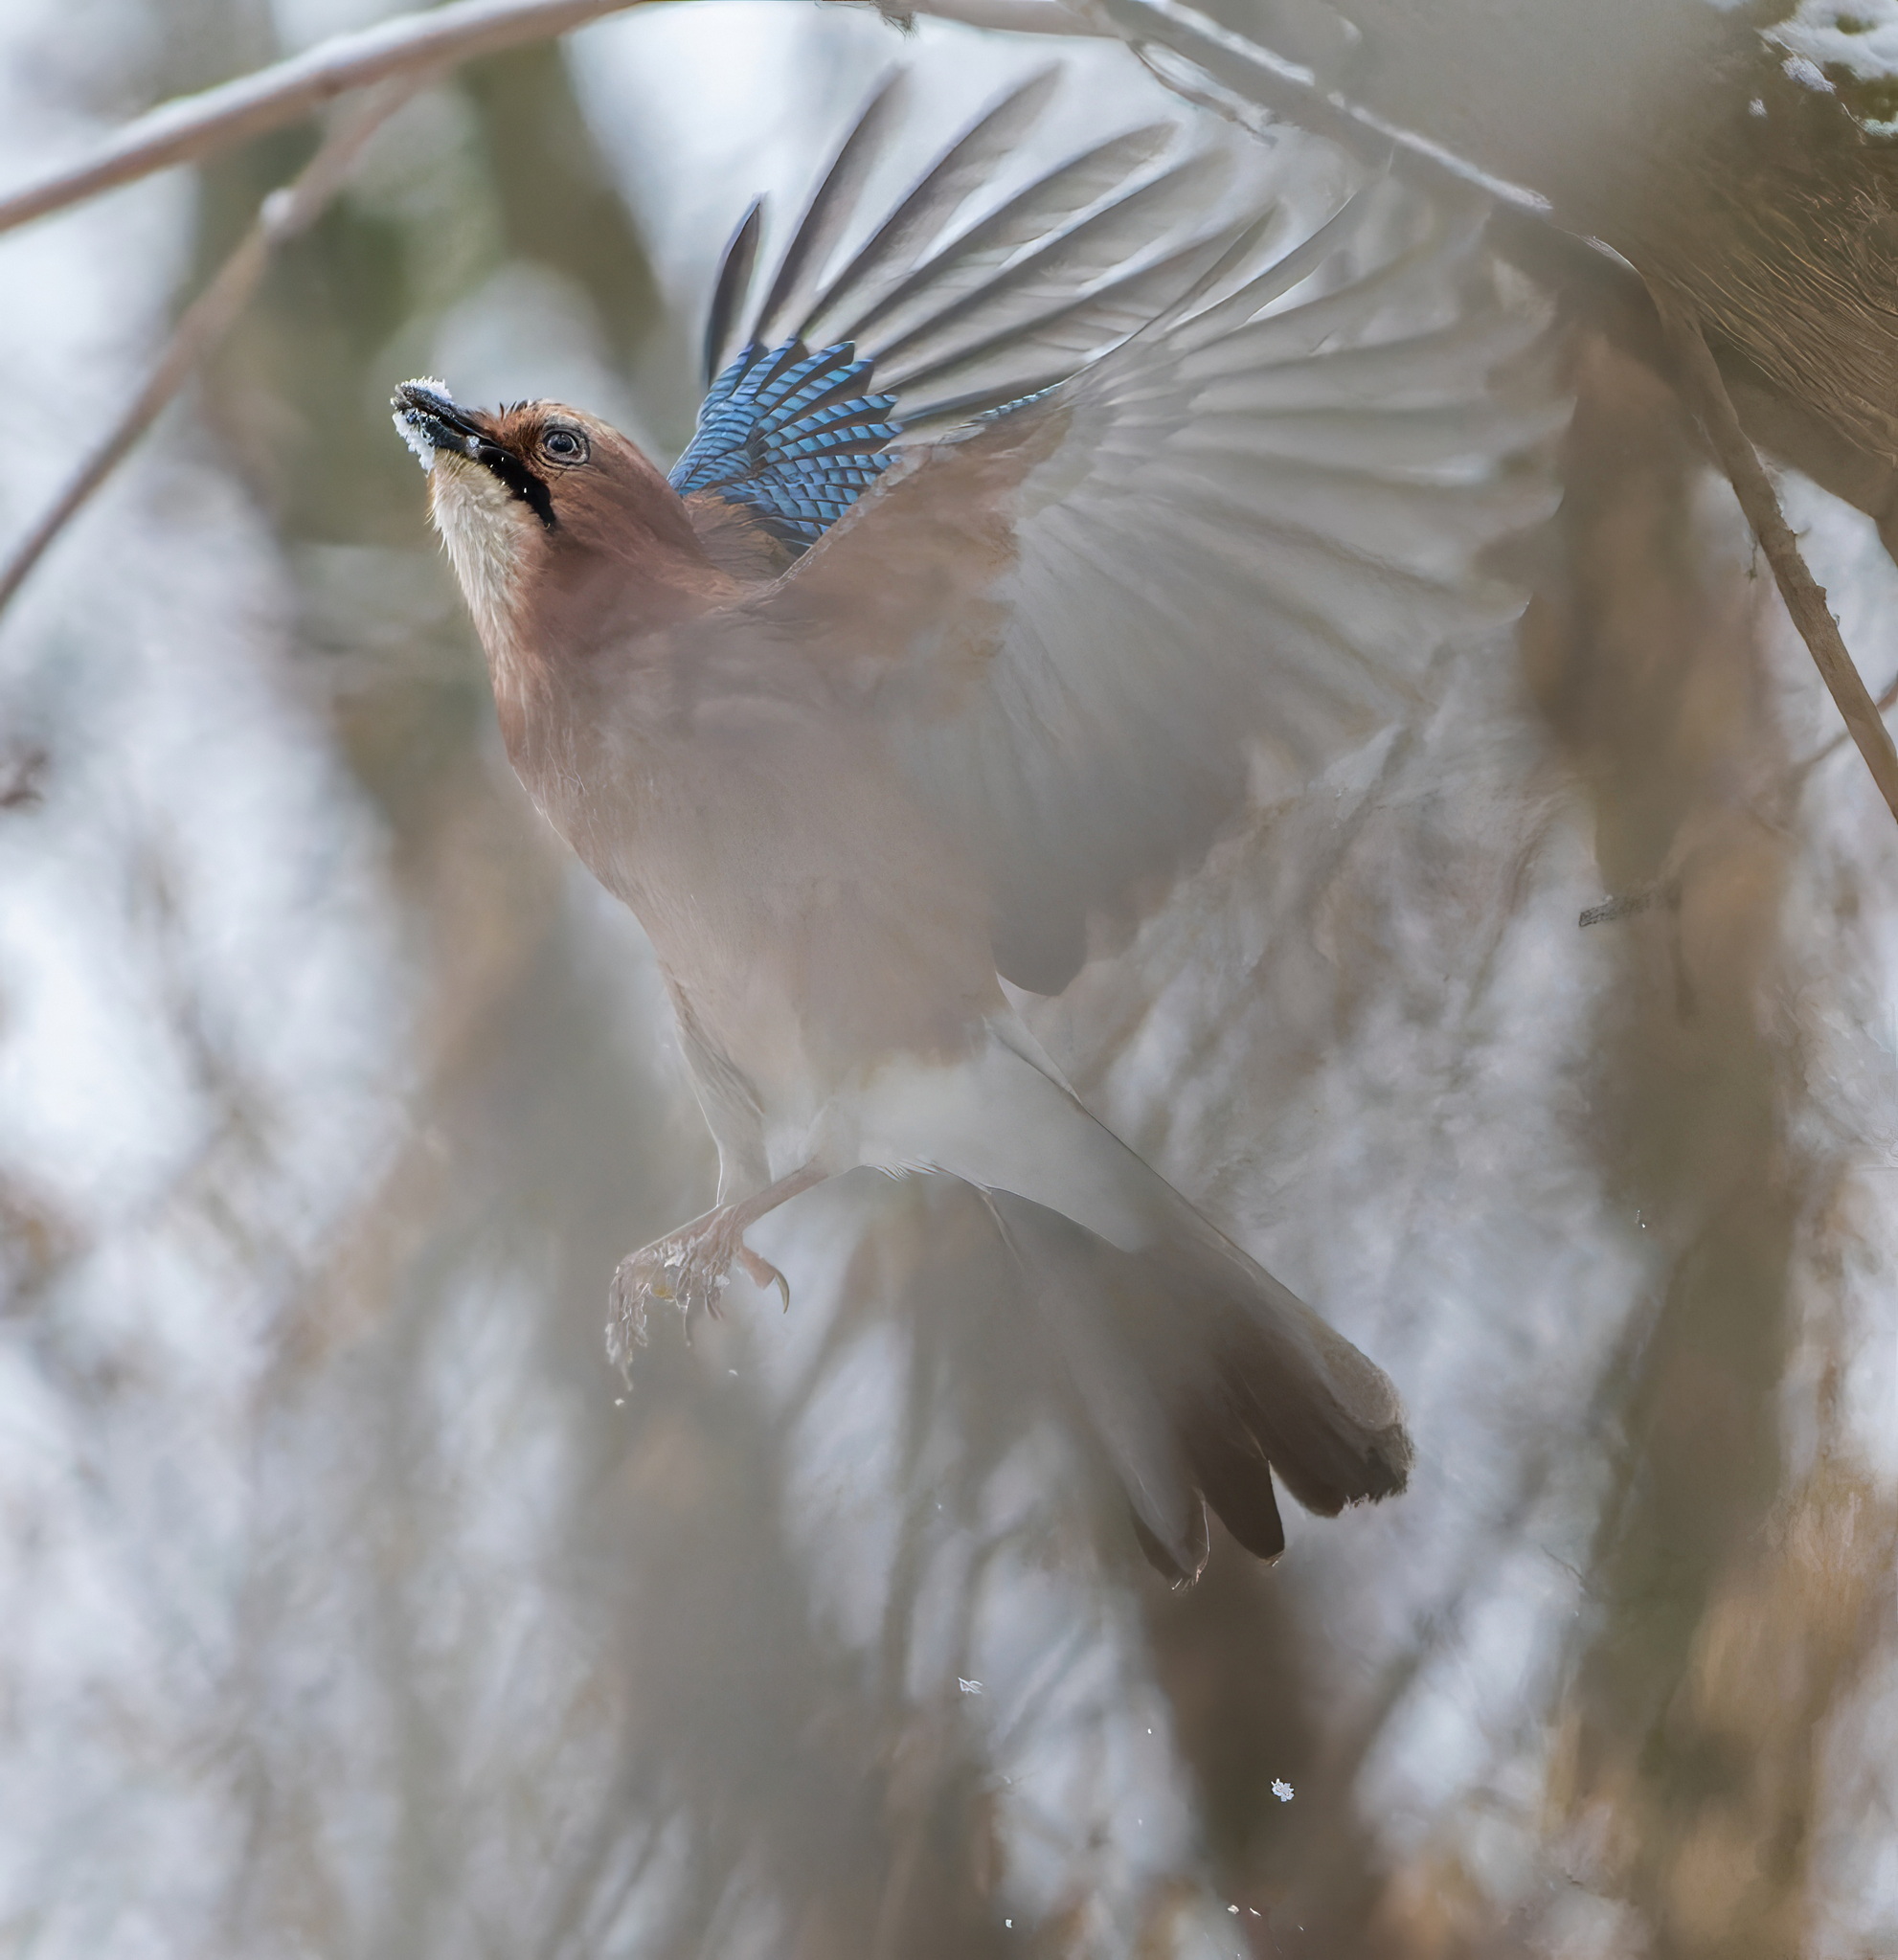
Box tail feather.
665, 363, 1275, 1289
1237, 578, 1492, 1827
1182, 1414, 1285, 1563
1129, 1502, 1210, 1588
856, 1022, 1411, 1582
1178, 1227, 1414, 1519
984, 1184, 1411, 1584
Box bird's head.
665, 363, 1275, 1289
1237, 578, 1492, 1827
391, 379, 714, 667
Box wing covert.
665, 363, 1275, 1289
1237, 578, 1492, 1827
668, 340, 903, 552
670, 67, 1240, 576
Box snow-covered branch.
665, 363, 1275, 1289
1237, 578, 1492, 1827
0, 0, 1096, 240
0, 0, 644, 237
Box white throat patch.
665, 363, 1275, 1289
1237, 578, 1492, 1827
428, 458, 539, 665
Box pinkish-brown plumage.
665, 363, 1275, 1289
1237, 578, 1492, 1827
388, 130, 1554, 1578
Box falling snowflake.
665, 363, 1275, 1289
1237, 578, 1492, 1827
958, 1678, 983, 1695
1271, 1778, 1295, 1802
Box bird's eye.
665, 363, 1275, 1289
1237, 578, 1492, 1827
541, 427, 588, 463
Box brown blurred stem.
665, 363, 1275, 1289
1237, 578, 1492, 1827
0, 79, 419, 620
1647, 278, 1898, 829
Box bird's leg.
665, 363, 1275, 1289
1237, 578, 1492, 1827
607, 1163, 825, 1378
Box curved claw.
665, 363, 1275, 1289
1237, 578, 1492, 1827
739, 1243, 792, 1313
605, 1253, 655, 1386
605, 1205, 801, 1381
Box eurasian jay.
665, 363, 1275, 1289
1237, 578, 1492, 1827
392, 72, 1551, 1582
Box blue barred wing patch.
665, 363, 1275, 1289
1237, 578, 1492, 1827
669, 339, 901, 552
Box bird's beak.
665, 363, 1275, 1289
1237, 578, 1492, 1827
392, 377, 555, 527
391, 378, 491, 471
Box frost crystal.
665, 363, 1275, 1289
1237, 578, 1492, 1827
393, 418, 435, 470
392, 377, 456, 471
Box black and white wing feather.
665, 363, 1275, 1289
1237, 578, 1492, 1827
671, 68, 1242, 565
675, 74, 1561, 990
744, 178, 1561, 990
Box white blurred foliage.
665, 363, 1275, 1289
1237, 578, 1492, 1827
432, 259, 652, 444
1771, 0, 1898, 127
0, 5, 413, 1955
2, 3, 1897, 1957
1764, 475, 1898, 1950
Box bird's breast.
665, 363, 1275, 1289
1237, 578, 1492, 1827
507, 677, 1005, 1112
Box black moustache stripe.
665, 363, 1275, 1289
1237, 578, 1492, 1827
475, 441, 554, 529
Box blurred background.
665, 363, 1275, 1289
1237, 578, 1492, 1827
2, 2, 1897, 1955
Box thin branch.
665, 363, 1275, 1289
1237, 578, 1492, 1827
1099, 0, 1898, 824
0, 0, 645, 238
881, 0, 1095, 29
1090, 0, 1557, 220
1648, 277, 1898, 829
1775, 661, 1898, 790
0, 0, 1098, 242
0, 79, 420, 620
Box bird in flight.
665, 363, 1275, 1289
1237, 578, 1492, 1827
392, 71, 1551, 1583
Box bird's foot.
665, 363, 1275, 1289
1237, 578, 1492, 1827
606, 1205, 792, 1381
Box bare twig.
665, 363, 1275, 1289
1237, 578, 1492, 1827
0, 0, 1099, 242
1089, 0, 1556, 220
1777, 661, 1898, 790
0, 79, 419, 620
0, 0, 645, 238
1648, 278, 1898, 829
883, 0, 1094, 29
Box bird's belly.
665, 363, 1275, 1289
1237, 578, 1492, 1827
524, 699, 1007, 1166
597, 777, 1005, 1159
646, 870, 1000, 1090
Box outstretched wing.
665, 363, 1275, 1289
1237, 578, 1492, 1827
738, 177, 1561, 994
669, 66, 1242, 576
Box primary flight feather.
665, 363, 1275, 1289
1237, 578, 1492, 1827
392, 73, 1555, 1583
